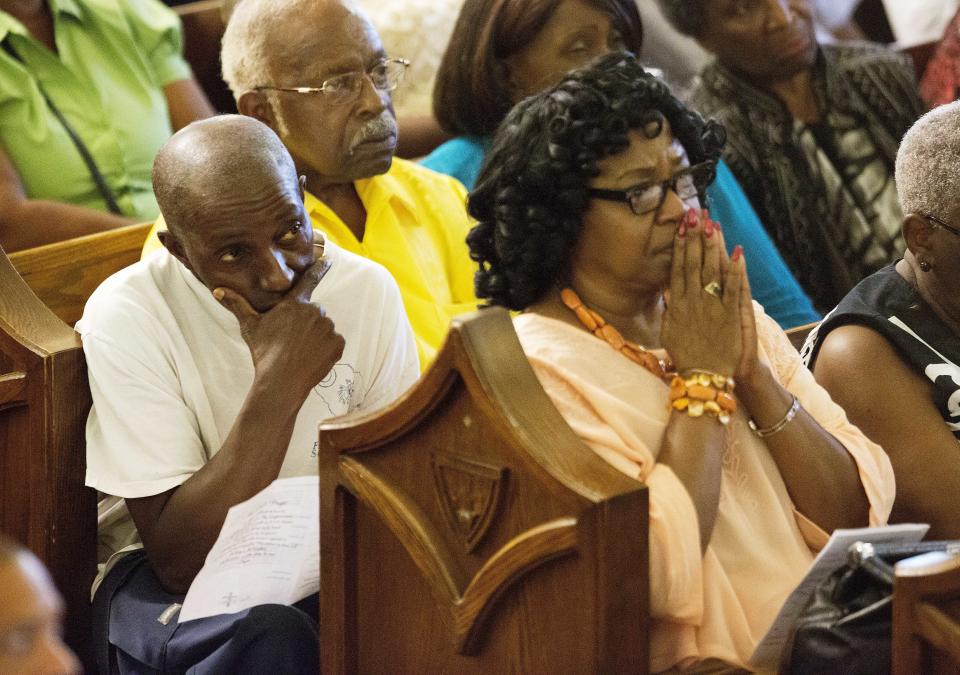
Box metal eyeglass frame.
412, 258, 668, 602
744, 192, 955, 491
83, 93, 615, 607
253, 58, 410, 98
923, 213, 960, 238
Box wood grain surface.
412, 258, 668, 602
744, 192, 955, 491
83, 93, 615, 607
894, 553, 960, 674
319, 308, 650, 674
0, 245, 97, 668
10, 222, 151, 326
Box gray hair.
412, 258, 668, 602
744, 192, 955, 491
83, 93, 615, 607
221, 0, 367, 101
896, 101, 960, 219
221, 0, 316, 100
654, 0, 705, 37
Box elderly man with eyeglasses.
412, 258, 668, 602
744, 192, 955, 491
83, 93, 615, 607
219, 0, 478, 370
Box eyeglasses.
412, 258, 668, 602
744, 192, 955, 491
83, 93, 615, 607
924, 213, 960, 238
254, 58, 410, 102
587, 161, 715, 216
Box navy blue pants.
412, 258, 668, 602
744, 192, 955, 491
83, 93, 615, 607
93, 552, 319, 674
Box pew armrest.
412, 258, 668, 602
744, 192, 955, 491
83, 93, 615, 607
9, 221, 152, 325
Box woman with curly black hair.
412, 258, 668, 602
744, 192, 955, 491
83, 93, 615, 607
468, 53, 895, 672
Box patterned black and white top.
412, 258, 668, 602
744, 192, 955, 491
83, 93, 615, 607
691, 43, 924, 311
802, 264, 960, 440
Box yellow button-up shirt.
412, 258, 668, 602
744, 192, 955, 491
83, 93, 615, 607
143, 158, 478, 369
303, 159, 477, 368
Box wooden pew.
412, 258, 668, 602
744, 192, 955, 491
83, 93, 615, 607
319, 307, 650, 674
0, 246, 97, 667
786, 320, 818, 352
1, 224, 149, 668
893, 552, 960, 674
9, 222, 152, 326
175, 0, 236, 115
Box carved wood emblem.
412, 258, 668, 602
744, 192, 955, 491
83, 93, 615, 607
432, 453, 506, 552
340, 456, 578, 654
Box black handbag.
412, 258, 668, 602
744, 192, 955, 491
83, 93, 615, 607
783, 540, 960, 675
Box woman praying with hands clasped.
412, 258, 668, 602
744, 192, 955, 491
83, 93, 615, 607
466, 52, 894, 672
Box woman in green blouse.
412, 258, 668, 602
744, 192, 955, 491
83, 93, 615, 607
0, 0, 214, 252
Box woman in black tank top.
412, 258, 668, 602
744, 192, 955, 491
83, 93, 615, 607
805, 101, 960, 539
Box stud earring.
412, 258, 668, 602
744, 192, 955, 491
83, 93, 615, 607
919, 260, 932, 272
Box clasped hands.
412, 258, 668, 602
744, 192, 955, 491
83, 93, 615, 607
660, 208, 759, 382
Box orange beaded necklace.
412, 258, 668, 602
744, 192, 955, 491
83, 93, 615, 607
560, 287, 674, 380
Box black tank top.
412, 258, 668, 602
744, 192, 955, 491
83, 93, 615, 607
802, 263, 960, 440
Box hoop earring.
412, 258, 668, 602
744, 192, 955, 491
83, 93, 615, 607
919, 260, 932, 272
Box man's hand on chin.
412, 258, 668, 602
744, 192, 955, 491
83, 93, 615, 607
213, 257, 345, 403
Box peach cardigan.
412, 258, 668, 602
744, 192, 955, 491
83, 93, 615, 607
513, 304, 895, 672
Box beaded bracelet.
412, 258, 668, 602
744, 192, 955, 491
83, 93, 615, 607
748, 395, 800, 438
668, 370, 737, 425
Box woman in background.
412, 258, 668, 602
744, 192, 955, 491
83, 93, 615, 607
657, 0, 924, 311
0, 0, 214, 252
423, 0, 819, 329
805, 102, 960, 539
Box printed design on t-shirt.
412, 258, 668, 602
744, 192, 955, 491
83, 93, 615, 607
799, 305, 838, 367
889, 316, 960, 435
313, 363, 364, 417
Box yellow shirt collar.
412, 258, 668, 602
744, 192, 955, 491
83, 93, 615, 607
302, 164, 419, 228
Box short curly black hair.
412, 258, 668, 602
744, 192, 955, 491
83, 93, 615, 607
466, 51, 725, 310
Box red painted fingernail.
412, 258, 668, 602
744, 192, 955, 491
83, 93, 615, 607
732, 245, 743, 262
705, 219, 714, 237
687, 213, 697, 230
711, 218, 722, 231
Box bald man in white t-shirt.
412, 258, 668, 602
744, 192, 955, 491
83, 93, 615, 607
79, 115, 418, 673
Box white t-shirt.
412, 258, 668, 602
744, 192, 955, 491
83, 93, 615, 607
78, 242, 419, 593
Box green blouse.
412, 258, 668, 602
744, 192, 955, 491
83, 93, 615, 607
0, 0, 191, 221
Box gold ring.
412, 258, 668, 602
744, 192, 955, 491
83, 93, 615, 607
703, 281, 723, 297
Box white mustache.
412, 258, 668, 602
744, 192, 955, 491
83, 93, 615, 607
348, 114, 397, 154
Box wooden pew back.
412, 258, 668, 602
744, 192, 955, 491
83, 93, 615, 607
9, 222, 152, 326
1, 223, 149, 667
319, 308, 650, 674
0, 246, 96, 664
893, 552, 960, 674
786, 320, 818, 353
784, 321, 820, 352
